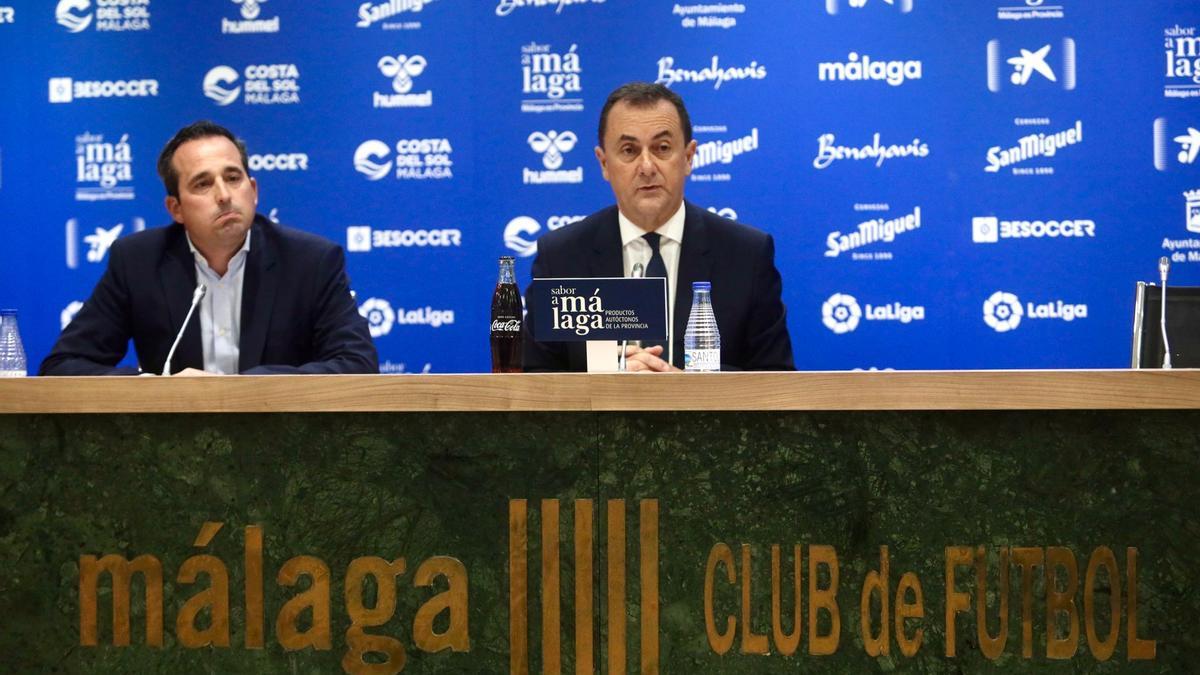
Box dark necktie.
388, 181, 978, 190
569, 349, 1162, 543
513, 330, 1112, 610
643, 232, 668, 283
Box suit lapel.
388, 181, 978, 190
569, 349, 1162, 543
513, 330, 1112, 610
672, 202, 713, 368
159, 226, 203, 373
588, 208, 625, 278
239, 218, 277, 372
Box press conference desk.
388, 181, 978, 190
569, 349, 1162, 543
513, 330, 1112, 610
0, 371, 1196, 672
2, 368, 1200, 412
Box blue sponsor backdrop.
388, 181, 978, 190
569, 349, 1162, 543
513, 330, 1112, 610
1, 0, 1198, 373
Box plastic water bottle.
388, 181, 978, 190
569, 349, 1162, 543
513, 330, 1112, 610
0, 309, 27, 377
683, 282, 720, 372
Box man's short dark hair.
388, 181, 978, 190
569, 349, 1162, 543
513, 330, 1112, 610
156, 120, 250, 198
597, 82, 693, 148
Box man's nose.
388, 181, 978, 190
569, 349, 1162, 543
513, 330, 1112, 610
637, 148, 656, 174
214, 178, 231, 202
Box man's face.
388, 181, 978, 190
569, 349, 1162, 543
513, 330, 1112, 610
165, 135, 257, 254
595, 99, 696, 231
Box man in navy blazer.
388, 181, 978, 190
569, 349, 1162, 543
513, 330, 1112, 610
523, 83, 793, 372
39, 121, 378, 376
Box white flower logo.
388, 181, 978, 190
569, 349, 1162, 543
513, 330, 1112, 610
983, 291, 1023, 332
358, 298, 395, 338
377, 55, 428, 94
527, 131, 577, 170
822, 293, 861, 334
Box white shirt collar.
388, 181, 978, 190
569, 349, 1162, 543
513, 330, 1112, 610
617, 201, 686, 247
185, 228, 252, 272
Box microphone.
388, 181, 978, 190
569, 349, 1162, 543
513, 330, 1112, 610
1159, 256, 1172, 369
619, 262, 645, 372
161, 284, 207, 376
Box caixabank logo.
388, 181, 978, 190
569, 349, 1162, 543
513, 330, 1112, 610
825, 0, 913, 15
203, 64, 300, 106
1153, 118, 1200, 172
503, 214, 585, 257
987, 38, 1076, 92
353, 138, 454, 181
222, 0, 279, 34
982, 290, 1086, 333
64, 216, 145, 269
671, 3, 742, 29
521, 42, 582, 113
356, 0, 437, 30
984, 119, 1082, 176
1164, 25, 1200, 99
373, 55, 432, 108
655, 56, 766, 90
56, 0, 150, 32
821, 292, 924, 334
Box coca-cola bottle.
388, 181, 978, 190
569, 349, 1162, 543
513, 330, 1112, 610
490, 256, 523, 373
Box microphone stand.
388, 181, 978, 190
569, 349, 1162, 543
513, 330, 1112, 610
162, 284, 208, 376
1159, 257, 1172, 369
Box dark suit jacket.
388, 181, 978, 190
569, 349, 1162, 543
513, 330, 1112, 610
523, 201, 794, 371
39, 216, 379, 375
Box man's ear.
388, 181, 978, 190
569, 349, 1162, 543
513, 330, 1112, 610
165, 195, 181, 224
595, 146, 609, 181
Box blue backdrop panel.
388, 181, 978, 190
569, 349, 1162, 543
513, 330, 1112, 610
1, 0, 1198, 372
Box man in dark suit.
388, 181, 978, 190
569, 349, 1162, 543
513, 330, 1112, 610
523, 83, 793, 372
39, 121, 378, 376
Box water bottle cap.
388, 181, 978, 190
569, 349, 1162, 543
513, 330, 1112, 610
692, 281, 711, 291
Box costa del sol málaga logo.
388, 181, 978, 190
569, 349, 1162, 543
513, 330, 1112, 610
822, 293, 862, 334
983, 291, 1023, 332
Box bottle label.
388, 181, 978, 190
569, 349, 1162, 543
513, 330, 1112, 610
684, 349, 720, 372
491, 318, 521, 332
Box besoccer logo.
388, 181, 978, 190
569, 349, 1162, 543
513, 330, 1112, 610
358, 297, 395, 338
56, 0, 92, 32
983, 291, 1023, 332
822, 293, 862, 334
203, 66, 241, 105
378, 55, 427, 93
527, 131, 577, 170
353, 140, 392, 180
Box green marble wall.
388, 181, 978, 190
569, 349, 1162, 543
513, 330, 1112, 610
0, 410, 1196, 673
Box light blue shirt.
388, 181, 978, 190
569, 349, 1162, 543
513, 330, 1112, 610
186, 232, 250, 375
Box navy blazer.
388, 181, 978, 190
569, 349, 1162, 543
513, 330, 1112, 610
39, 216, 378, 375
523, 201, 794, 371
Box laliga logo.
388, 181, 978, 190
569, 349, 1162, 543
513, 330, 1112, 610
353, 140, 392, 180
822, 293, 862, 334
56, 0, 91, 32
233, 0, 265, 20
377, 55, 427, 94
983, 291, 1023, 332
203, 66, 241, 106
358, 298, 395, 338
527, 130, 577, 169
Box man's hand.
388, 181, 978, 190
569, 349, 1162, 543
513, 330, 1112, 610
622, 344, 679, 373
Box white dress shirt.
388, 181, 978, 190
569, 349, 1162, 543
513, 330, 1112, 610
618, 202, 686, 364
186, 232, 250, 375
